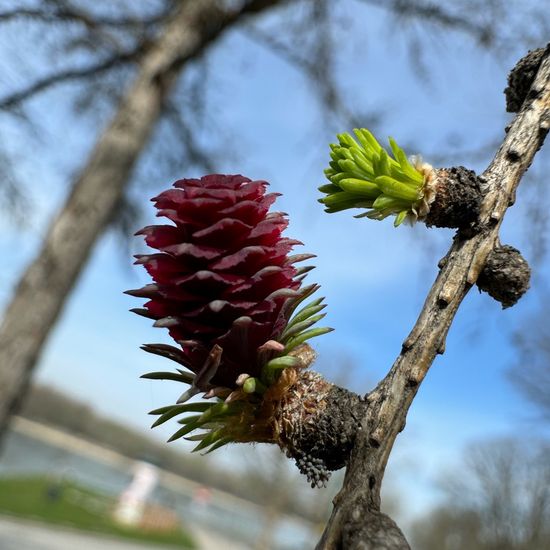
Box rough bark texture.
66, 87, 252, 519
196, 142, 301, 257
476, 244, 531, 308
425, 166, 482, 231
505, 47, 546, 113
0, 0, 284, 441
343, 512, 410, 550
315, 45, 550, 549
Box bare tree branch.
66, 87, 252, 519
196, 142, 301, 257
244, 22, 361, 127
154, 0, 291, 80
0, 4, 172, 29
0, 2, 174, 67
163, 101, 217, 173
0, 48, 142, 110
318, 45, 550, 549
357, 0, 493, 44
0, 147, 28, 226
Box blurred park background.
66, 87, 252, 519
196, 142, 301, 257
0, 1, 549, 548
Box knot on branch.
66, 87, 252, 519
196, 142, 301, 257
342, 510, 411, 550
476, 245, 531, 308
505, 46, 548, 113
274, 370, 365, 487
424, 166, 482, 231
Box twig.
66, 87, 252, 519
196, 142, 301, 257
163, 101, 217, 173
357, 0, 493, 44
0, 5, 171, 28
317, 45, 550, 549
0, 49, 141, 110
243, 25, 360, 127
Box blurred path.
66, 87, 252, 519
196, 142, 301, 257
0, 515, 250, 550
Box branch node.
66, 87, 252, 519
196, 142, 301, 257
368, 436, 381, 448
476, 245, 531, 308
467, 241, 496, 285
437, 289, 452, 306
368, 475, 376, 490
402, 334, 416, 350
505, 45, 548, 113
424, 166, 482, 230
507, 148, 522, 162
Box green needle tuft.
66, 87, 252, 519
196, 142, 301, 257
319, 128, 427, 225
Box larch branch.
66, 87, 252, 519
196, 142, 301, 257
317, 44, 550, 549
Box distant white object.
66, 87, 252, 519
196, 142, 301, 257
113, 461, 159, 526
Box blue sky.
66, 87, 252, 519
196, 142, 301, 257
1, 0, 549, 529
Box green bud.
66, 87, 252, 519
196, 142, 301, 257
242, 377, 267, 394
318, 127, 427, 224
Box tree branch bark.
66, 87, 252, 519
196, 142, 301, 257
0, 0, 285, 443
317, 45, 550, 549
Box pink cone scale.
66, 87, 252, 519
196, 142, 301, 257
128, 175, 332, 451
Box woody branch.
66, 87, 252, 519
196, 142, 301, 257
316, 44, 550, 549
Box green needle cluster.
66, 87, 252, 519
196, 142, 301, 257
148, 400, 240, 454
319, 129, 426, 226
262, 285, 332, 385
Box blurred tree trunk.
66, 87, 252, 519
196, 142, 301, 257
0, 0, 281, 443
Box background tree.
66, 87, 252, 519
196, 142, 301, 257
411, 438, 550, 550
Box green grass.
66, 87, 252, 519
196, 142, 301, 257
0, 476, 196, 548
